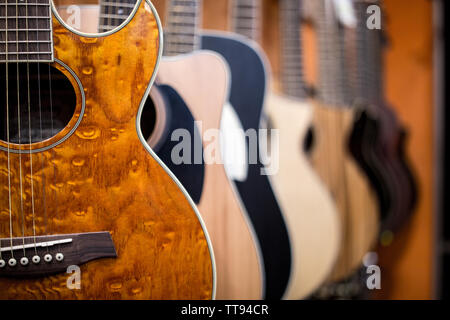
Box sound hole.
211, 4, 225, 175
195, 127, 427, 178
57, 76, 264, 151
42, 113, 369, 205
140, 98, 157, 141
0, 63, 76, 145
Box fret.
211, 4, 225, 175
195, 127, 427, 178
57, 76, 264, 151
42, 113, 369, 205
164, 0, 201, 56
233, 19, 258, 29
99, 13, 131, 20
0, 28, 50, 31
0, 0, 53, 62
0, 50, 51, 54
98, 25, 116, 32
1, 16, 50, 19
0, 39, 50, 43
165, 17, 196, 26
2, 3, 49, 6
99, 2, 136, 8
279, 0, 306, 98
0, 53, 52, 62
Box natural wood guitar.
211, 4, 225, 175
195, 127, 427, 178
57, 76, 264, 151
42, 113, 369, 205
0, 0, 214, 299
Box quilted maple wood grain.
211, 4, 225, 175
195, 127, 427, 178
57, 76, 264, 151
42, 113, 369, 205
0, 1, 213, 299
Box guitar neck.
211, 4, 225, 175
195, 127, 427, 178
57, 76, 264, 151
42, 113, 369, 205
98, 0, 137, 33
164, 0, 201, 56
353, 0, 384, 106
231, 0, 262, 41
0, 0, 53, 62
279, 0, 307, 99
315, 0, 351, 107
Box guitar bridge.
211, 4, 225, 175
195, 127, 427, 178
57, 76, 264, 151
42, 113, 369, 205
0, 232, 117, 278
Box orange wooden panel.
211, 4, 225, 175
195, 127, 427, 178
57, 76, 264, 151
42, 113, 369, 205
375, 0, 434, 300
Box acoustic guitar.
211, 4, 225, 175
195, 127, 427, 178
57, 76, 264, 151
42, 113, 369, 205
308, 0, 379, 282
0, 0, 215, 299
201, 0, 293, 299
348, 0, 417, 238
264, 0, 341, 299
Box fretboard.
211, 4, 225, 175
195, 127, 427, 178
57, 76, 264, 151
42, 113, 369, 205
98, 0, 137, 33
315, 0, 351, 107
0, 0, 53, 63
164, 0, 201, 56
279, 0, 307, 99
231, 0, 261, 41
352, 0, 383, 106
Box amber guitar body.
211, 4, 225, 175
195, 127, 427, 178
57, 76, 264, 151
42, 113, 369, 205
311, 103, 379, 282
0, 1, 214, 299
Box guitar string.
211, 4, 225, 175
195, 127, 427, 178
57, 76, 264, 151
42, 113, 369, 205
25, 0, 38, 255
35, 0, 49, 244
46, 0, 58, 253
107, 0, 112, 32
15, 0, 27, 258
48, 61, 57, 252
0, 1, 4, 263
4, 0, 15, 261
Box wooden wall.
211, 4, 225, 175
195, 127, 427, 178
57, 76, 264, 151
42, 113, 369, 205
375, 0, 434, 300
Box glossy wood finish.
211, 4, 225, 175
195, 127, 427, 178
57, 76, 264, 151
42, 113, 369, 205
310, 103, 379, 282
157, 52, 263, 300
0, 1, 214, 299
266, 93, 341, 299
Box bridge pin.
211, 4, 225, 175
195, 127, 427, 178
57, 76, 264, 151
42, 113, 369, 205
0, 260, 5, 268
32, 255, 40, 264
8, 258, 17, 267
20, 257, 29, 266
55, 253, 64, 262
44, 254, 53, 263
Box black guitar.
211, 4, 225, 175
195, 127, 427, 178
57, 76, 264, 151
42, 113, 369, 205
348, 0, 417, 238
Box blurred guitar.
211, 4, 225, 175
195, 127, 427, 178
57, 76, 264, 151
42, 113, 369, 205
201, 0, 293, 299
265, 0, 341, 299
348, 0, 417, 238
308, 0, 379, 282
